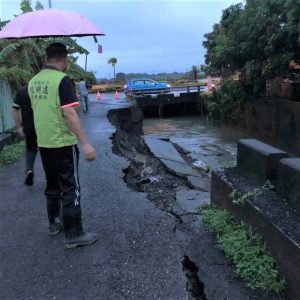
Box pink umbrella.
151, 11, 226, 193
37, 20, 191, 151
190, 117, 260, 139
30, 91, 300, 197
0, 8, 105, 39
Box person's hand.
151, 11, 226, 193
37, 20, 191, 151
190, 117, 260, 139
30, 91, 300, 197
17, 126, 24, 137
82, 143, 96, 161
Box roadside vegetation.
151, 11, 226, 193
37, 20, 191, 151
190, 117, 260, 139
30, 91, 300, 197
170, 79, 206, 86
229, 180, 275, 205
199, 205, 285, 294
203, 79, 248, 126
89, 83, 124, 93
202, 0, 299, 125
203, 0, 299, 95
0, 141, 25, 166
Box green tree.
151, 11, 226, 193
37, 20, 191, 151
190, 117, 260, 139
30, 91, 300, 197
0, 39, 46, 87
20, 0, 33, 13
203, 0, 300, 95
107, 57, 117, 80
191, 65, 198, 81
116, 72, 126, 83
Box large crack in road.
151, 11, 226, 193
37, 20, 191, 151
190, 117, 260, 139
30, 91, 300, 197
107, 107, 281, 300
108, 109, 208, 299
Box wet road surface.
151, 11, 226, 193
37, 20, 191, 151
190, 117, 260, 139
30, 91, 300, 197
0, 93, 276, 300
0, 93, 186, 299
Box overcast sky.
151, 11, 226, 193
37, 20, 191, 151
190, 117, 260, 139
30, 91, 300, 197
0, 0, 241, 78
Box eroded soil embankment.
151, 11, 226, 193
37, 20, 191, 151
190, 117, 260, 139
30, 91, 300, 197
108, 107, 208, 300
108, 108, 190, 213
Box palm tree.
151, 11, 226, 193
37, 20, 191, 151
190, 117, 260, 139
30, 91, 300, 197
107, 57, 117, 80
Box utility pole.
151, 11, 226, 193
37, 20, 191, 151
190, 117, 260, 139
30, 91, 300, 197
48, 0, 52, 8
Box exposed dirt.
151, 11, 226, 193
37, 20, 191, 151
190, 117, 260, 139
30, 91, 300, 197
111, 130, 190, 212
109, 114, 210, 299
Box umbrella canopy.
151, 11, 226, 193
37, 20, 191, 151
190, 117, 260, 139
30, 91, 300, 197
0, 8, 105, 39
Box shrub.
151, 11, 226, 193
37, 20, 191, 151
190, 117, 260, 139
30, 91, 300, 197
0, 141, 25, 166
203, 79, 248, 126
199, 206, 285, 293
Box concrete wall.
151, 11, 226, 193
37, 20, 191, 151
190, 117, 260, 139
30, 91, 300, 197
0, 81, 15, 133
245, 99, 300, 155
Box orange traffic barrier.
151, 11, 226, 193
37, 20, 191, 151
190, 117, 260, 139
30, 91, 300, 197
114, 90, 120, 100
97, 91, 101, 101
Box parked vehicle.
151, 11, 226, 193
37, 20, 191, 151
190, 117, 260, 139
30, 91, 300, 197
124, 78, 171, 95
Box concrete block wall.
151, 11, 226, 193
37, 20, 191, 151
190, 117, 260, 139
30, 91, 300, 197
211, 139, 300, 299
277, 158, 300, 215
211, 171, 300, 300
237, 139, 299, 211
237, 139, 289, 185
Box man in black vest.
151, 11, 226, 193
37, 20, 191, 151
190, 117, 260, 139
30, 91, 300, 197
12, 85, 37, 186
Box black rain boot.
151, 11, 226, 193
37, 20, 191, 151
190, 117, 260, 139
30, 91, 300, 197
24, 170, 34, 186
47, 198, 63, 236
63, 207, 98, 249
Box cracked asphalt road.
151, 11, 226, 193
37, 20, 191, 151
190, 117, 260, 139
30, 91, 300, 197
0, 94, 187, 300
0, 93, 281, 300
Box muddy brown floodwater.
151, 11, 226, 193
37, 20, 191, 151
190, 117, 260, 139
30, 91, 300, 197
143, 115, 251, 171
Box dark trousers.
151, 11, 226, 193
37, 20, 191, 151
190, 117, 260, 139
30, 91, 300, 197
80, 95, 89, 113
39, 145, 83, 237
24, 132, 38, 173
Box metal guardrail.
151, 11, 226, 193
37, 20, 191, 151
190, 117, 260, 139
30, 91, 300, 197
126, 84, 205, 98
169, 84, 204, 92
